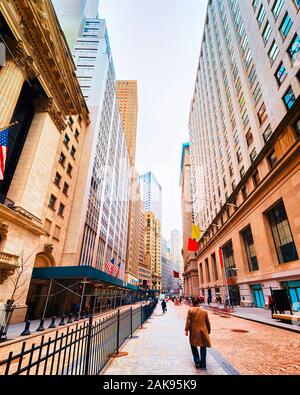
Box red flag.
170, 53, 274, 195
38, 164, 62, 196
173, 271, 179, 278
218, 247, 224, 268
0, 129, 8, 180
187, 238, 198, 252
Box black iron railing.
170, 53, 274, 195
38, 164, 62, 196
0, 300, 157, 375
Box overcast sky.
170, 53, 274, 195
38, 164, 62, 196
100, 0, 207, 240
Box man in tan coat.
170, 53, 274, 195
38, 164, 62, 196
185, 296, 211, 370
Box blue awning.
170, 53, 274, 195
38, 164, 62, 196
32, 265, 139, 291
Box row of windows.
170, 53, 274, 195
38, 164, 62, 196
200, 116, 299, 244
200, 199, 298, 286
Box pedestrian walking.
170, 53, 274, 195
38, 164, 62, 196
161, 299, 167, 314
185, 296, 211, 370
207, 295, 212, 306
268, 295, 275, 318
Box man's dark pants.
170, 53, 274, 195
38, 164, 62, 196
191, 345, 207, 368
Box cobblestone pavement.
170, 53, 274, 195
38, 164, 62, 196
203, 303, 300, 333
101, 303, 239, 376
175, 303, 300, 375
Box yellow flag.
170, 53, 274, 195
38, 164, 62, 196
192, 224, 201, 241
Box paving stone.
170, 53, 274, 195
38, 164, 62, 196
101, 303, 236, 376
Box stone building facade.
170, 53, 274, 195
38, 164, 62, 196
0, 0, 89, 322
188, 0, 300, 307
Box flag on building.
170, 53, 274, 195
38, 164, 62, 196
191, 224, 201, 241
105, 258, 115, 275
114, 262, 121, 278
0, 128, 8, 181
187, 238, 198, 252
218, 247, 224, 268
173, 271, 180, 278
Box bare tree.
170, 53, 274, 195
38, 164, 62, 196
8, 250, 31, 304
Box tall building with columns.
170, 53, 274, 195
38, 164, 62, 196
188, 0, 300, 307
0, 0, 89, 322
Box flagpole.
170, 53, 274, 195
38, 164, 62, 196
0, 121, 19, 132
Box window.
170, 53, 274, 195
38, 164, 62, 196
74, 129, 80, 141
63, 182, 69, 196
268, 149, 278, 168
288, 35, 300, 62
257, 5, 266, 27
54, 172, 62, 187
252, 0, 260, 12
70, 146, 76, 159
253, 170, 261, 187
258, 102, 267, 125
262, 21, 272, 44
58, 203, 65, 217
237, 147, 243, 163
205, 258, 211, 283
63, 134, 70, 148
229, 163, 234, 177
272, 0, 284, 19
67, 164, 73, 176
53, 225, 61, 240
268, 41, 279, 64
253, 83, 262, 104
222, 241, 237, 277
283, 86, 296, 109
263, 125, 273, 142
250, 148, 257, 163
242, 227, 259, 272
240, 166, 245, 178
246, 130, 254, 147
49, 194, 57, 209
241, 185, 248, 200
275, 62, 287, 85
68, 116, 74, 127
267, 201, 298, 263
44, 219, 52, 232
280, 14, 293, 39
211, 253, 219, 281
59, 152, 66, 167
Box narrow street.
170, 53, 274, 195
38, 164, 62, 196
101, 302, 239, 375
102, 302, 300, 376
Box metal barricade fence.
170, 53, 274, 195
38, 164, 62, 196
0, 300, 157, 375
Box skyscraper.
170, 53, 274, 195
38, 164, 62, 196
144, 212, 161, 290
52, 0, 99, 53
170, 230, 184, 293
188, 0, 300, 306
139, 172, 162, 222
54, 2, 131, 276
116, 80, 138, 168
180, 143, 199, 296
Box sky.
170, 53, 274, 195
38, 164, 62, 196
100, 0, 207, 240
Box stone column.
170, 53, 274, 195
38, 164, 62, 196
0, 60, 25, 127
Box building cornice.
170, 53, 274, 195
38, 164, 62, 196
0, 204, 47, 236
0, 0, 89, 127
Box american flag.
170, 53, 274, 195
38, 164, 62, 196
113, 262, 122, 278
105, 258, 115, 275
0, 129, 8, 181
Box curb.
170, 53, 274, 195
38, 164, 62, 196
203, 306, 300, 334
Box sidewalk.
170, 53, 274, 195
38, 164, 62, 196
2, 302, 146, 342
203, 303, 300, 333
101, 302, 240, 375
